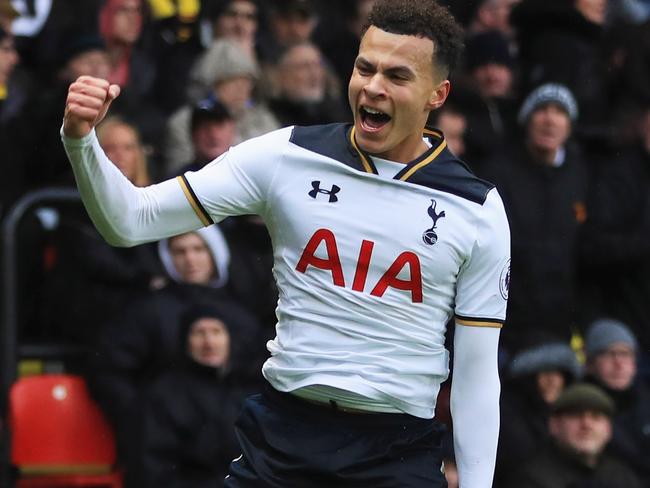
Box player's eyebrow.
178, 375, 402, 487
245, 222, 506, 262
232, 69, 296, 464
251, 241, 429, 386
355, 56, 415, 79
355, 56, 375, 71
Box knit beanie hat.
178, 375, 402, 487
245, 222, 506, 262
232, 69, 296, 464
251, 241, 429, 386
517, 83, 578, 125
191, 39, 259, 87
552, 383, 615, 417
585, 318, 638, 358
509, 342, 582, 381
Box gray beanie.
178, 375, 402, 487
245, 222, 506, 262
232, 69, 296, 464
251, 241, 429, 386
517, 83, 578, 125
189, 39, 259, 99
509, 342, 582, 381
585, 318, 638, 358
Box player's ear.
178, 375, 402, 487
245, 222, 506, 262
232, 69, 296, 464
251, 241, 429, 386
426, 80, 451, 111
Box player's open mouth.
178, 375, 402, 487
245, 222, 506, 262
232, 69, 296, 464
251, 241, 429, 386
359, 106, 391, 132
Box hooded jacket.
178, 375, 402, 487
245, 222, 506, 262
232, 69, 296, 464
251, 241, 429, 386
87, 227, 264, 475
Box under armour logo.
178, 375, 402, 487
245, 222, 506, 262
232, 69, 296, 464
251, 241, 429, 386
422, 199, 446, 245
308, 181, 340, 203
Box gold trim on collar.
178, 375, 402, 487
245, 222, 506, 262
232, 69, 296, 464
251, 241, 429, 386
398, 140, 447, 182
349, 126, 375, 174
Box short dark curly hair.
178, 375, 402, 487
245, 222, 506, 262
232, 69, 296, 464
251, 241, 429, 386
363, 0, 464, 78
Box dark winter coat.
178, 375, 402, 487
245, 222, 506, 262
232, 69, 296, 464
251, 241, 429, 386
508, 440, 643, 488
87, 283, 262, 427
585, 376, 650, 485
135, 307, 261, 487
579, 145, 650, 350
483, 142, 589, 350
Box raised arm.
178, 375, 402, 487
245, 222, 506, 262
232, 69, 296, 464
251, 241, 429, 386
62, 76, 202, 246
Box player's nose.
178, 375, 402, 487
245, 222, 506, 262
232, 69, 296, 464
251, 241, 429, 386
363, 73, 387, 99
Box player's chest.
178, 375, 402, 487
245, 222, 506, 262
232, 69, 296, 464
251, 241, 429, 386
268, 165, 475, 290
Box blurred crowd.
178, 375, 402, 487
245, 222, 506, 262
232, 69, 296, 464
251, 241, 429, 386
2, 0, 650, 486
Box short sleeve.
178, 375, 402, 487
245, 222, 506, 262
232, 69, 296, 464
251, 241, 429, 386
182, 127, 293, 224
455, 189, 510, 327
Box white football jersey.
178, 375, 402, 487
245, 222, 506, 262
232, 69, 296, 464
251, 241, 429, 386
182, 123, 510, 418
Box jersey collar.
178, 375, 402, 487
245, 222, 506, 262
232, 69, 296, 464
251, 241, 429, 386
348, 125, 448, 182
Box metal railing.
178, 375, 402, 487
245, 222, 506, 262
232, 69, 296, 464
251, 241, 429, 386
1, 188, 82, 488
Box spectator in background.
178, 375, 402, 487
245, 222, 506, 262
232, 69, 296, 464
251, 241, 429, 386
147, 0, 204, 114
14, 35, 110, 187
165, 39, 278, 174
98, 116, 152, 185
0, 25, 26, 214
258, 0, 318, 63
99, 0, 165, 151
584, 319, 650, 484
458, 30, 517, 167
511, 0, 611, 141
210, 0, 259, 61
267, 41, 347, 127
0, 0, 18, 31
137, 304, 261, 487
461, 0, 519, 39
483, 84, 588, 352
579, 106, 650, 355
174, 98, 236, 175
428, 103, 468, 158
496, 339, 582, 486
87, 227, 263, 486
508, 383, 642, 488
39, 116, 163, 355
0, 26, 22, 122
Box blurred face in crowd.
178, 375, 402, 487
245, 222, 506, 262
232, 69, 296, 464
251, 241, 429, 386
110, 0, 143, 45
214, 0, 258, 43
537, 370, 565, 404
435, 110, 466, 157
188, 318, 230, 367
192, 119, 237, 163
214, 76, 253, 115
588, 343, 636, 391
349, 0, 376, 38
472, 63, 512, 99
278, 43, 326, 102
0, 34, 19, 85
63, 49, 111, 81
169, 233, 215, 284
349, 26, 449, 163
271, 10, 316, 46
575, 0, 607, 25
549, 410, 611, 465
474, 0, 519, 35
98, 121, 144, 185
526, 103, 571, 157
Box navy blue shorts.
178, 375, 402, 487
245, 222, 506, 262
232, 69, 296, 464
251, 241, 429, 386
224, 386, 447, 487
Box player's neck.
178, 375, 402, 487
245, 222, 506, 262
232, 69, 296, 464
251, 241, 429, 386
376, 136, 430, 164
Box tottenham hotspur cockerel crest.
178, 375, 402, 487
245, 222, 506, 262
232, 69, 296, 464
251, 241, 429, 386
422, 199, 446, 245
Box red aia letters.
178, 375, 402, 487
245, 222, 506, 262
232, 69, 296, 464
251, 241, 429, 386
295, 228, 423, 302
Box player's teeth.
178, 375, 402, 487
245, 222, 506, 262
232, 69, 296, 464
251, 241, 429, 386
363, 107, 384, 115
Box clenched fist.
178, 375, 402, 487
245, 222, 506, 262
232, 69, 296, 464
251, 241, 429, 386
63, 76, 121, 139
